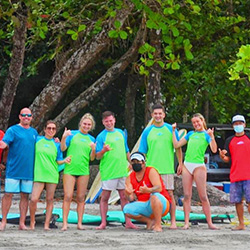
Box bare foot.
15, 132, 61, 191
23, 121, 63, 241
182, 224, 189, 230
96, 223, 106, 230
30, 222, 35, 230
208, 224, 220, 230
232, 225, 245, 231
146, 220, 154, 230
0, 222, 6, 231
19, 225, 29, 230
44, 227, 51, 231
125, 222, 138, 229
169, 223, 177, 230
153, 226, 163, 232
77, 225, 86, 230
61, 225, 68, 231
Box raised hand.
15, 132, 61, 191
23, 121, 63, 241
62, 127, 72, 138
172, 122, 177, 130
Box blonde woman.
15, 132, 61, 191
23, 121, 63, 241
172, 113, 219, 230
61, 113, 96, 231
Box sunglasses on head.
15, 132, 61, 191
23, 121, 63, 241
46, 127, 56, 131
20, 114, 32, 117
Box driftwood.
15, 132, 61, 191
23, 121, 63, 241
174, 175, 230, 206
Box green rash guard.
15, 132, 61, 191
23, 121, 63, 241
34, 136, 63, 184
64, 130, 95, 176
96, 129, 129, 181
184, 131, 211, 164
139, 123, 178, 174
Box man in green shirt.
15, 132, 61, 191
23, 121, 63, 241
95, 111, 136, 230
139, 104, 183, 229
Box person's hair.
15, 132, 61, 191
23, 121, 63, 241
102, 111, 115, 120
151, 103, 165, 113
192, 113, 207, 130
79, 113, 95, 131
44, 120, 57, 130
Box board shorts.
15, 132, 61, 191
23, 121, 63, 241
101, 177, 126, 191
230, 180, 250, 203
184, 161, 206, 175
161, 174, 174, 190
123, 193, 170, 218
5, 178, 33, 194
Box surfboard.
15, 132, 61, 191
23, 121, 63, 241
0, 213, 46, 224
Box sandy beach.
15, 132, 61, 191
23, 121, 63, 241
1, 198, 250, 250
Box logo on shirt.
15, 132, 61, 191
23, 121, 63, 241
44, 144, 51, 148
115, 137, 121, 141
157, 132, 163, 136
80, 139, 87, 142
237, 141, 244, 145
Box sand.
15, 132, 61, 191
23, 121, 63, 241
1, 199, 250, 250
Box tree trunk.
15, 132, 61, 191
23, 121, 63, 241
30, 1, 135, 131
144, 28, 162, 124
0, 4, 27, 130
53, 18, 147, 132
124, 74, 143, 148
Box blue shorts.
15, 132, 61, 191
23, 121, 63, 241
123, 193, 170, 218
5, 178, 33, 194
230, 180, 250, 203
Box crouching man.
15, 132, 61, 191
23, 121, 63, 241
123, 152, 171, 232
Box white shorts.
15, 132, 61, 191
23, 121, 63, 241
101, 177, 126, 191
161, 174, 174, 190
184, 162, 206, 175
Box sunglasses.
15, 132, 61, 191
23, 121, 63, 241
20, 114, 32, 117
46, 127, 56, 131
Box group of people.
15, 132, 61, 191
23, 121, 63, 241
0, 105, 249, 232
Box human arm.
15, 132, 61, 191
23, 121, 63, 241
96, 143, 111, 160
172, 123, 187, 148
139, 168, 162, 194
219, 148, 230, 163
0, 141, 7, 149
60, 127, 72, 151
0, 147, 8, 171
125, 177, 136, 202
175, 148, 183, 175
207, 128, 217, 153
57, 156, 72, 165
90, 142, 96, 161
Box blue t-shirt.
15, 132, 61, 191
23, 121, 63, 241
3, 124, 38, 180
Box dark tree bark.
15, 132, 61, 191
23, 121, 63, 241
30, 1, 135, 131
0, 3, 27, 130
124, 73, 143, 148
53, 19, 147, 132
144, 29, 162, 124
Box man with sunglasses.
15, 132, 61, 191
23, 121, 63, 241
0, 107, 38, 230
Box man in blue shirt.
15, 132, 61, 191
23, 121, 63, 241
0, 108, 38, 231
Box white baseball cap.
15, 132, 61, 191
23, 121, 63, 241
130, 152, 145, 161
232, 115, 246, 124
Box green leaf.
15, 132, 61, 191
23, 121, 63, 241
171, 61, 180, 70
163, 7, 174, 15
78, 24, 86, 32
185, 50, 194, 60
39, 30, 45, 39
108, 30, 119, 38
171, 27, 179, 37
67, 29, 76, 35
157, 61, 165, 68
71, 33, 78, 40
62, 12, 69, 18
145, 60, 154, 67
119, 30, 128, 39
114, 20, 121, 29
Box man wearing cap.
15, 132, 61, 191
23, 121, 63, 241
123, 152, 171, 232
219, 114, 250, 230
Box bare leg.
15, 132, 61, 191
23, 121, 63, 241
233, 202, 245, 230
150, 195, 163, 232
118, 189, 137, 229
29, 182, 45, 230
76, 175, 89, 230
0, 193, 13, 231
194, 167, 219, 230
44, 183, 57, 230
167, 190, 177, 229
61, 174, 75, 231
182, 166, 193, 230
19, 192, 29, 230
96, 190, 111, 230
